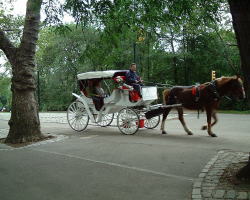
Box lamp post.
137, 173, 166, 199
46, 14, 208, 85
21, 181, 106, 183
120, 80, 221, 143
133, 42, 136, 63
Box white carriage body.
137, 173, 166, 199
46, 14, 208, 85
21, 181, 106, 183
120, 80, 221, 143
73, 85, 157, 122
68, 70, 161, 134
74, 70, 157, 120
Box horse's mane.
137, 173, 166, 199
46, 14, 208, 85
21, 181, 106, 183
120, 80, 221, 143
215, 76, 242, 88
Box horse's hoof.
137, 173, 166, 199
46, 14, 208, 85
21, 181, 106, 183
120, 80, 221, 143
201, 125, 207, 130
210, 133, 217, 137
162, 131, 167, 134
187, 132, 193, 136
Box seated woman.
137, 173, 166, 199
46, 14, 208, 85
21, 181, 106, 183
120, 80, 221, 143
86, 79, 105, 111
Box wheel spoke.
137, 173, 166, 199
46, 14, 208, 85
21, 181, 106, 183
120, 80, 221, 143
97, 113, 114, 127
67, 101, 89, 132
144, 116, 160, 129
117, 108, 139, 135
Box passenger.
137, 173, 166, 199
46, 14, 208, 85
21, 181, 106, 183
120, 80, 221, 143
86, 80, 104, 97
86, 80, 105, 111
125, 63, 143, 97
95, 80, 105, 98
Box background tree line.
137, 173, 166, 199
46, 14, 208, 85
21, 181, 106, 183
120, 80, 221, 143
35, 8, 246, 111
1, 0, 248, 112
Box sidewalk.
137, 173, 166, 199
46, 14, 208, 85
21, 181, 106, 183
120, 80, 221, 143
0, 112, 68, 124
0, 112, 68, 139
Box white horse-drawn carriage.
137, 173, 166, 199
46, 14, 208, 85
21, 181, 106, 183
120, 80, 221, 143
67, 70, 173, 135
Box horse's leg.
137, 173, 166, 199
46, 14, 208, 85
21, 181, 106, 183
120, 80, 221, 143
205, 108, 217, 137
201, 112, 218, 130
177, 107, 193, 135
160, 108, 171, 134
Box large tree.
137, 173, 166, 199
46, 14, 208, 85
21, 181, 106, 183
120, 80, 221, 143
228, 0, 250, 104
0, 0, 43, 143
228, 0, 250, 180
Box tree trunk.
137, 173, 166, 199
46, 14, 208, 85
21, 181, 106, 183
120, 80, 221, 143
228, 0, 250, 180
0, 0, 43, 143
228, 0, 250, 105
236, 153, 250, 180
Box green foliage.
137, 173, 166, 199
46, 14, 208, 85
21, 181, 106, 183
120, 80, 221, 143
36, 20, 243, 111
1, 0, 245, 111
0, 9, 24, 46
0, 77, 11, 109
36, 26, 88, 110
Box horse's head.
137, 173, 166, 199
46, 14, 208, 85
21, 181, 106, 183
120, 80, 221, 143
217, 76, 246, 100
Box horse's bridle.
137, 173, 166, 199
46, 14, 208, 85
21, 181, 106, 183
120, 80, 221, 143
210, 79, 246, 101
209, 80, 220, 101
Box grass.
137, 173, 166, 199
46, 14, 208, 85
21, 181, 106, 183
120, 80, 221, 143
218, 110, 250, 114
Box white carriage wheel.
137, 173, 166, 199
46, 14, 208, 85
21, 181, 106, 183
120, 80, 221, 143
117, 108, 139, 135
144, 116, 160, 129
67, 101, 89, 132
97, 113, 114, 127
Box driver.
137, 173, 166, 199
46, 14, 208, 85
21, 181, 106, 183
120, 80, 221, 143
125, 63, 143, 97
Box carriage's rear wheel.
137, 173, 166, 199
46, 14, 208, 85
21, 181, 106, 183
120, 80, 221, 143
117, 108, 139, 135
67, 101, 89, 132
97, 113, 114, 127
144, 116, 160, 129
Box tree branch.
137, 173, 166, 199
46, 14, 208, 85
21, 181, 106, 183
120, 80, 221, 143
226, 43, 238, 47
0, 29, 17, 63
0, 66, 10, 77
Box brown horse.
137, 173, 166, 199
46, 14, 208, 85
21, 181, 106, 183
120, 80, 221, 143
161, 76, 246, 137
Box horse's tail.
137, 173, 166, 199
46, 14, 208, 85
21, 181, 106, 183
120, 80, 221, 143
163, 88, 171, 105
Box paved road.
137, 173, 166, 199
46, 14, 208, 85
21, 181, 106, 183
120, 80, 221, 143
0, 112, 249, 200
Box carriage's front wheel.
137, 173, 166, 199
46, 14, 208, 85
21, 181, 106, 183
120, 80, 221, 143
144, 116, 160, 129
67, 101, 89, 132
117, 108, 139, 135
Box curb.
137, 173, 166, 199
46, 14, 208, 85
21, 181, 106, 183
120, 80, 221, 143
0, 134, 68, 151
192, 150, 250, 200
192, 153, 219, 199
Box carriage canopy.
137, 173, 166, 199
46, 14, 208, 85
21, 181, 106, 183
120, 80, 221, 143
77, 70, 128, 80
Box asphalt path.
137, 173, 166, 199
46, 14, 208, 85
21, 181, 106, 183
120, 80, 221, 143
0, 112, 249, 200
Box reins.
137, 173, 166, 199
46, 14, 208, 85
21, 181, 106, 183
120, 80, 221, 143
143, 81, 174, 88
224, 96, 233, 101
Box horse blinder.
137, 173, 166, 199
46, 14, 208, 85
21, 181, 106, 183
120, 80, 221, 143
208, 81, 220, 101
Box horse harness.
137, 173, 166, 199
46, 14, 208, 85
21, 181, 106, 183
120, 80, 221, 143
192, 85, 202, 103
167, 81, 221, 118
192, 81, 220, 102
209, 80, 221, 101
168, 81, 220, 104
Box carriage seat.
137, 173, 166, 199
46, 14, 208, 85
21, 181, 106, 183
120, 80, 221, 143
113, 76, 132, 90
113, 75, 141, 102
113, 75, 126, 83
113, 76, 141, 102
